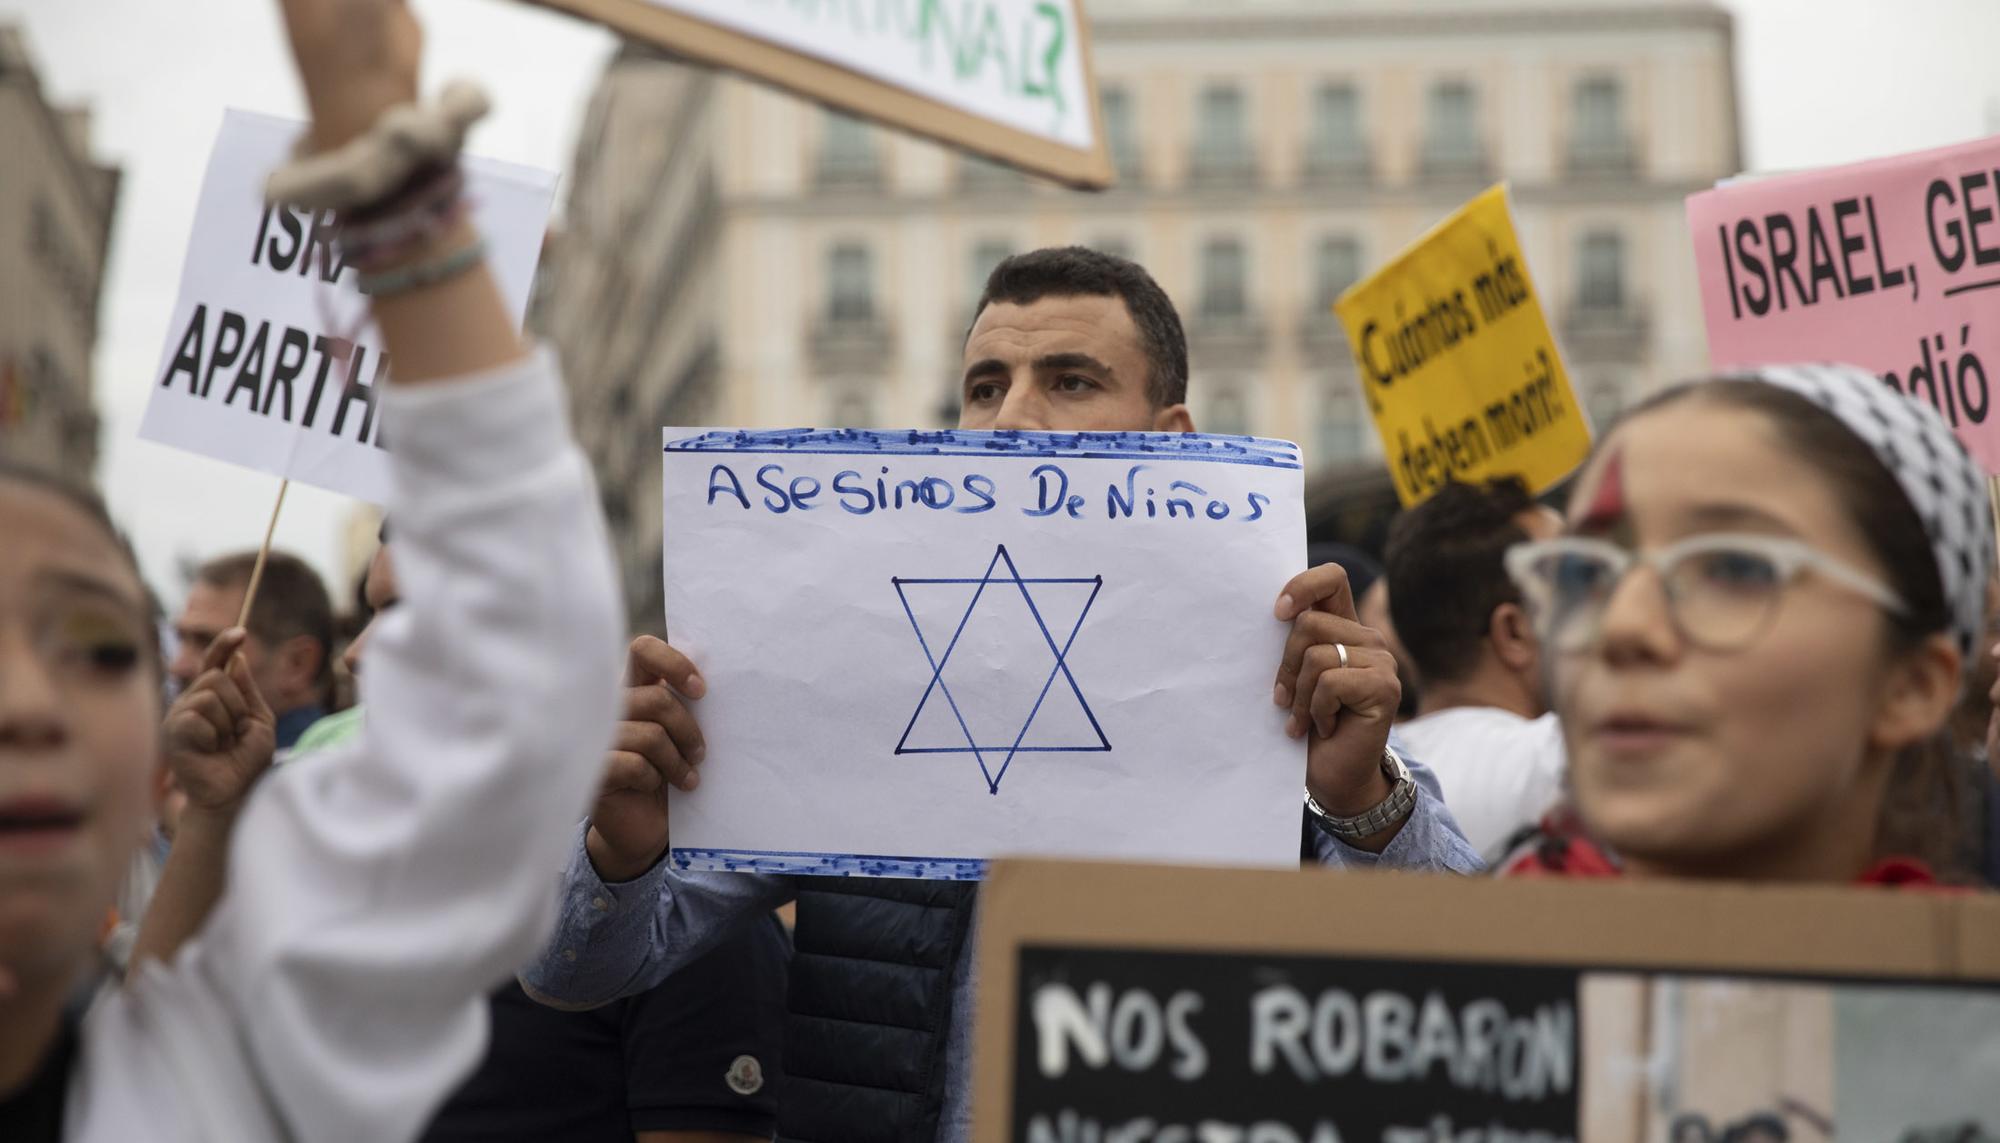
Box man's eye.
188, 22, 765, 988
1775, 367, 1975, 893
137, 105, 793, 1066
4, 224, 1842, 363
1054, 374, 1096, 392
968, 382, 1004, 402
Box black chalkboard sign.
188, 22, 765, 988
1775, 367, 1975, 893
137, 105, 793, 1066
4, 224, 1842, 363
1011, 946, 1580, 1143
972, 860, 2000, 1143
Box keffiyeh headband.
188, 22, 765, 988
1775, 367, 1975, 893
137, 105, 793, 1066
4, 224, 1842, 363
1734, 363, 1993, 662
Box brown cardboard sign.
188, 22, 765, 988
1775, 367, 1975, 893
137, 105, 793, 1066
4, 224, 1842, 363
517, 0, 1114, 189
973, 860, 2000, 1142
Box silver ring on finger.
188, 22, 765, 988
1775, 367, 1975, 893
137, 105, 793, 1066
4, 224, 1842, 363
1335, 642, 1350, 669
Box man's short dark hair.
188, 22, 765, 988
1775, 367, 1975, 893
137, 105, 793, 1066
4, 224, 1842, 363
969, 246, 1189, 407
1384, 476, 1537, 685
197, 550, 335, 688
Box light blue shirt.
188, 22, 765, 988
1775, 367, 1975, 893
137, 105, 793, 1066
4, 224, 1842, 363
520, 741, 1480, 1143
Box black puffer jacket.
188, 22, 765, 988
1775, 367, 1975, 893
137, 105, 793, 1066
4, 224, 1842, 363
779, 877, 978, 1143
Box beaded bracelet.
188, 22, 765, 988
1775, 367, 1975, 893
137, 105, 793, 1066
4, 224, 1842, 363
337, 167, 471, 272
356, 237, 489, 298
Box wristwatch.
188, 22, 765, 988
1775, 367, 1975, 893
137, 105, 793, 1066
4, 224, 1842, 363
1305, 746, 1417, 842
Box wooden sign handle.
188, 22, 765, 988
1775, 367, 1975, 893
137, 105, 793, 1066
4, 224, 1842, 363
236, 479, 291, 629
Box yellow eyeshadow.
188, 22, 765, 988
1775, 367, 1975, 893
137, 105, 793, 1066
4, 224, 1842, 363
54, 609, 139, 647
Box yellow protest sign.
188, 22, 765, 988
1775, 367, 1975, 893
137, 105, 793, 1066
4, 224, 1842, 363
1334, 185, 1591, 507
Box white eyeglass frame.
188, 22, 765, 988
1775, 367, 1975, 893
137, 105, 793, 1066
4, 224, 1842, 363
1504, 532, 1908, 650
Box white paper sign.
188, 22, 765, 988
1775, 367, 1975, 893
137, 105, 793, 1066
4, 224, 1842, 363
648, 0, 1094, 150
139, 109, 557, 504
661, 428, 1307, 879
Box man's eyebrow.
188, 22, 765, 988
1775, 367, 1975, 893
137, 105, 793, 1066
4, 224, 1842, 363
961, 358, 1008, 386
1037, 352, 1115, 379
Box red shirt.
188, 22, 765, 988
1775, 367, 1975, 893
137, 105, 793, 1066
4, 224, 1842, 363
1498, 812, 1939, 886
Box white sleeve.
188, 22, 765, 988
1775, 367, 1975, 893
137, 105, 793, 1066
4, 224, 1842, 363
180, 349, 624, 1143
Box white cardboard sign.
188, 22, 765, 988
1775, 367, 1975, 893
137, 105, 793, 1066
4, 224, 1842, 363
660, 428, 1308, 879
140, 109, 557, 504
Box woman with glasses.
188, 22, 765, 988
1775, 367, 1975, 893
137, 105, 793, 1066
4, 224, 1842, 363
1500, 363, 1990, 883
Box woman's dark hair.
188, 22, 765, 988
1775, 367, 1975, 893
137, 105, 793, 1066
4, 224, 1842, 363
0, 459, 162, 674
1619, 380, 1970, 876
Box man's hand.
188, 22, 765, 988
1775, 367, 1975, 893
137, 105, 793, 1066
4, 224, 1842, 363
1274, 565, 1403, 832
161, 628, 278, 823
274, 0, 422, 153
585, 635, 707, 883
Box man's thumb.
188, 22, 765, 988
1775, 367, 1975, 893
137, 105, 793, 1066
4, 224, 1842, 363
229, 650, 275, 723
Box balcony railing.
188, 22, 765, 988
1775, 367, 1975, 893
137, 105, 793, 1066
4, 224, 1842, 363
1300, 146, 1374, 187
1417, 141, 1490, 183
1298, 304, 1351, 353
810, 315, 895, 374
1562, 301, 1649, 362
960, 155, 1027, 193
1187, 144, 1258, 187
815, 151, 883, 192
1566, 135, 1639, 178
1191, 309, 1268, 365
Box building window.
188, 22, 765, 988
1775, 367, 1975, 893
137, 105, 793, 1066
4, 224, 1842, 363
967, 239, 1013, 312
1191, 84, 1253, 182
1422, 80, 1484, 176
817, 111, 878, 188
1207, 389, 1251, 436
827, 243, 875, 323
1100, 84, 1141, 181
1578, 230, 1625, 312
1312, 235, 1363, 312
1305, 82, 1368, 179
1570, 76, 1633, 171
1201, 237, 1248, 320
1317, 385, 1365, 462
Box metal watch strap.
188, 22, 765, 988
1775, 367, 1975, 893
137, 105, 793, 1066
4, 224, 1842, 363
1306, 747, 1417, 842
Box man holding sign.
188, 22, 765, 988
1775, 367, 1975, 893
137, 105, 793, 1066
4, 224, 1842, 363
524, 248, 1478, 1143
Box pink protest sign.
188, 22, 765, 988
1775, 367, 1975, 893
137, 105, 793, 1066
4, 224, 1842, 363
1688, 135, 2000, 471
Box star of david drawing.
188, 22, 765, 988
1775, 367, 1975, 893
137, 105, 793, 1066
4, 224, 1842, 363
892, 544, 1110, 794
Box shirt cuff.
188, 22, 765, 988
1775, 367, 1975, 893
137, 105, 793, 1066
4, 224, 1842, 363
1309, 786, 1485, 874
520, 824, 674, 1009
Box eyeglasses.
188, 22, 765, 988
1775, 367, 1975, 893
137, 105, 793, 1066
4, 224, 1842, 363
1504, 532, 1907, 653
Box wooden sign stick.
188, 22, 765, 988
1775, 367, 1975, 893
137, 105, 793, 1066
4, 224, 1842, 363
236, 478, 291, 629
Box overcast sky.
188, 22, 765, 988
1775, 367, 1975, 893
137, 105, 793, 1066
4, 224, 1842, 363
7, 0, 2000, 608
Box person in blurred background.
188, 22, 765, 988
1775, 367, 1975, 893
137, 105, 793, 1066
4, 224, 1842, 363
168, 550, 333, 750
1385, 477, 1566, 863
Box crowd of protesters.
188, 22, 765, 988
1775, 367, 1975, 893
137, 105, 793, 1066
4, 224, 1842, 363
4, 0, 1998, 1139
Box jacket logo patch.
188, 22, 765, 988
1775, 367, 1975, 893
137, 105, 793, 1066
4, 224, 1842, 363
726, 1054, 764, 1096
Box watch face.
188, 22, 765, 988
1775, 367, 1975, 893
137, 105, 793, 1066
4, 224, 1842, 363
1383, 748, 1411, 784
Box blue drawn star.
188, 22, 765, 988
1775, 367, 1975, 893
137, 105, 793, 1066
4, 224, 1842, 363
893, 545, 1109, 794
